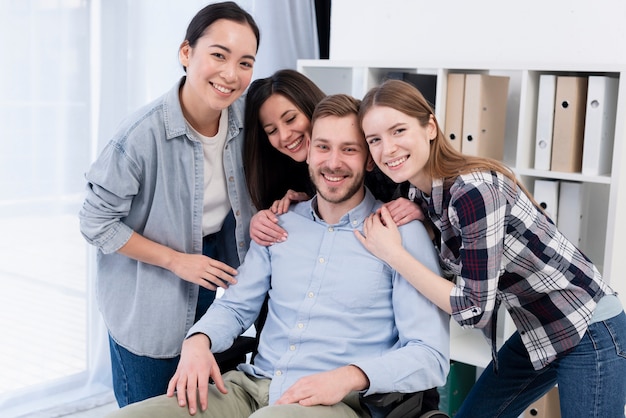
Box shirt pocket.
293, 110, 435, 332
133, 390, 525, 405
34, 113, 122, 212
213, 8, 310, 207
326, 258, 389, 310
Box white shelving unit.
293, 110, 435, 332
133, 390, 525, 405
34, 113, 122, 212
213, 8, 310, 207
298, 59, 626, 369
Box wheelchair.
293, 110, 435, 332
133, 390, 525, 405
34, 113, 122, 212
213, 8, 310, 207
215, 334, 450, 418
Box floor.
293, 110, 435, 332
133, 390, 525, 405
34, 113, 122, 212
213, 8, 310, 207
0, 214, 87, 396
58, 401, 118, 418
0, 211, 118, 417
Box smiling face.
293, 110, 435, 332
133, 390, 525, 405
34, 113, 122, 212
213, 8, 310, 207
361, 105, 436, 192
307, 114, 373, 212
179, 19, 257, 118
259, 94, 311, 162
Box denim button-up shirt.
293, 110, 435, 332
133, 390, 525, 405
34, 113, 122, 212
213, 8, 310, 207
190, 189, 450, 404
79, 77, 254, 357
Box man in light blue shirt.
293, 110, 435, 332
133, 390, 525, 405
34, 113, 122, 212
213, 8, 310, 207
109, 94, 449, 418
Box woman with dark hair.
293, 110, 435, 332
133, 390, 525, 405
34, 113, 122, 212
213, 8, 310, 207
79, 2, 260, 406
244, 69, 422, 246
356, 79, 626, 418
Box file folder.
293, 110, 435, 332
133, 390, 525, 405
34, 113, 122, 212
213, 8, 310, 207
438, 361, 476, 416
557, 181, 584, 247
523, 386, 561, 418
551, 76, 588, 172
443, 73, 465, 152
534, 74, 557, 171
461, 74, 510, 160
533, 179, 559, 224
581, 75, 619, 176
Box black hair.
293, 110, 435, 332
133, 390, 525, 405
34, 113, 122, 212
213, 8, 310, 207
182, 1, 260, 71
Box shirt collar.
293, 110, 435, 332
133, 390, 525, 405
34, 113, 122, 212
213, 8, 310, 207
301, 187, 378, 228
163, 76, 245, 143
429, 177, 445, 217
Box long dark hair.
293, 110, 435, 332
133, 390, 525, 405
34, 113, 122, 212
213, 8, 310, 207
243, 69, 325, 210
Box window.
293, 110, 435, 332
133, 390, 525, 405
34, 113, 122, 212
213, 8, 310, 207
0, 1, 101, 415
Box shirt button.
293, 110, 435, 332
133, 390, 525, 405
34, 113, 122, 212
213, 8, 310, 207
308, 292, 314, 298
289, 345, 296, 351
275, 370, 282, 376
229, 176, 234, 182
328, 227, 334, 232
236, 210, 240, 216
239, 241, 244, 247
319, 257, 325, 264
297, 323, 304, 329
352, 220, 358, 225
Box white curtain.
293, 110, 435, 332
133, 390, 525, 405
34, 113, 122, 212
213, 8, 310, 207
0, 1, 318, 416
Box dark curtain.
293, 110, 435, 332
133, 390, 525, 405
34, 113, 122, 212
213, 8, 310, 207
314, 0, 331, 58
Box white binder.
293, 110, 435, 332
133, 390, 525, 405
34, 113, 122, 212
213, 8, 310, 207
557, 181, 584, 247
582, 75, 619, 176
533, 179, 559, 224
534, 75, 557, 171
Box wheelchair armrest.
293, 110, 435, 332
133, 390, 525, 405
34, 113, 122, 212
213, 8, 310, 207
213, 335, 258, 373
360, 388, 447, 418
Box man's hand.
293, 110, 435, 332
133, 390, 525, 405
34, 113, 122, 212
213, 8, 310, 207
166, 334, 227, 415
275, 366, 369, 406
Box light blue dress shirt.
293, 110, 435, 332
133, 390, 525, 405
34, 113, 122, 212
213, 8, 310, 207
189, 188, 450, 405
79, 77, 254, 357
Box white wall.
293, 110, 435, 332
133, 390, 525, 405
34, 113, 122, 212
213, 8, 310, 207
330, 0, 626, 68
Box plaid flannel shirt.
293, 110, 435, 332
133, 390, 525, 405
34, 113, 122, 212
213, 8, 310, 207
416, 170, 613, 370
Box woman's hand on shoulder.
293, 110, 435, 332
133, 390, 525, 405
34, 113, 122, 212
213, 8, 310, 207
270, 189, 309, 214
250, 190, 308, 246
382, 197, 425, 226
355, 206, 403, 263
250, 209, 288, 246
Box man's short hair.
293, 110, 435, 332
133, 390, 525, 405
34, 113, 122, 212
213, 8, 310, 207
311, 94, 361, 126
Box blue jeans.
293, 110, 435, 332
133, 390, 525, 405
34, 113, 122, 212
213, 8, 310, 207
109, 211, 238, 407
455, 310, 626, 418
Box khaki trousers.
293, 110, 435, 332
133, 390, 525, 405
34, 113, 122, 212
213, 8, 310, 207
107, 370, 370, 418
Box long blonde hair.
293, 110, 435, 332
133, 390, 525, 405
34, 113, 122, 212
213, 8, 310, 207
359, 79, 538, 205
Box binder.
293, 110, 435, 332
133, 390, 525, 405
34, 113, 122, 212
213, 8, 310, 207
557, 181, 584, 247
551, 76, 588, 172
437, 361, 476, 417
443, 73, 466, 152
523, 386, 561, 418
534, 74, 557, 170
533, 179, 559, 224
581, 75, 619, 175
386, 71, 438, 108
461, 74, 510, 160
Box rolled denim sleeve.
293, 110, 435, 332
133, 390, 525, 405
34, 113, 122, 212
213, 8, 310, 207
79, 141, 139, 254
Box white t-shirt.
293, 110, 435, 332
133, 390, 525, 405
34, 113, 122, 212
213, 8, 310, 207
187, 108, 231, 236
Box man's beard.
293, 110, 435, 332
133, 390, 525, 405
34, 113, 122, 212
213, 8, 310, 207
310, 169, 365, 204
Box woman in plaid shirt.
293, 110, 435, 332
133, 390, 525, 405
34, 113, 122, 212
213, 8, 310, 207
356, 79, 626, 418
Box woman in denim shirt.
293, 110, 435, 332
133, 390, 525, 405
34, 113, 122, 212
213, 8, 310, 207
79, 2, 258, 407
